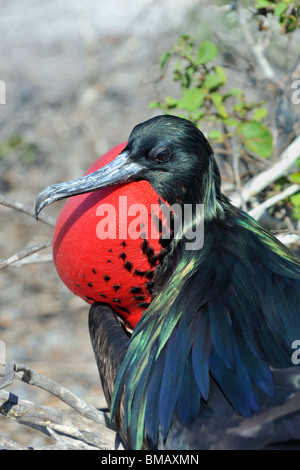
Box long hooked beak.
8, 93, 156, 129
34, 151, 143, 219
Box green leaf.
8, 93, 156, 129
165, 96, 180, 109
196, 40, 217, 65
176, 88, 206, 111
182, 67, 194, 89
290, 172, 300, 184
292, 206, 300, 220
291, 192, 300, 207
203, 72, 225, 91
160, 51, 171, 69
177, 34, 193, 48
148, 101, 163, 109
210, 92, 228, 118
223, 118, 240, 127
207, 129, 223, 140
254, 0, 274, 8
215, 66, 226, 84
274, 177, 289, 193
284, 15, 298, 33
237, 121, 273, 158
188, 110, 205, 121
274, 2, 288, 16
224, 87, 244, 99
233, 102, 246, 115
253, 108, 268, 121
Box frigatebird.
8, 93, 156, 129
35, 115, 300, 450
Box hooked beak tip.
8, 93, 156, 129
34, 204, 42, 221
33, 150, 143, 220
34, 185, 59, 220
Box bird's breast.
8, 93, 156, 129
52, 143, 169, 329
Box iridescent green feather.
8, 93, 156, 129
111, 206, 300, 450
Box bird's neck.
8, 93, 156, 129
191, 158, 225, 223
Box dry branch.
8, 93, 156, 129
0, 193, 56, 227
0, 362, 107, 426
276, 233, 300, 246
10, 253, 53, 267
0, 362, 125, 450
0, 435, 29, 451
0, 389, 121, 450
229, 136, 300, 207
0, 239, 52, 270
249, 183, 300, 221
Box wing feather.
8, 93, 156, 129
111, 210, 300, 449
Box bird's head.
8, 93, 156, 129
35, 115, 223, 220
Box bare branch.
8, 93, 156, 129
0, 389, 123, 450
0, 362, 109, 427
0, 194, 56, 227
276, 232, 300, 246
10, 253, 53, 267
0, 361, 15, 389
249, 183, 300, 221
237, 4, 275, 80
230, 136, 300, 207
0, 435, 29, 451
232, 139, 247, 212
0, 239, 52, 270
0, 362, 125, 450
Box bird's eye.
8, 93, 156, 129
149, 147, 171, 163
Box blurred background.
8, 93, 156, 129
0, 0, 299, 447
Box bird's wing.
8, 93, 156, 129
110, 210, 300, 449
89, 303, 130, 447
162, 366, 300, 450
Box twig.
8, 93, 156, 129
232, 139, 247, 211
0, 361, 15, 389
0, 239, 52, 270
237, 3, 275, 80
0, 389, 122, 450
230, 135, 300, 207
249, 183, 300, 221
276, 232, 300, 246
10, 253, 53, 267
0, 362, 125, 450
0, 362, 109, 428
0, 435, 29, 451
0, 194, 56, 227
